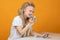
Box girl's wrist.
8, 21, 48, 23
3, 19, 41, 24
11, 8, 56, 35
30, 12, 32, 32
27, 23, 32, 28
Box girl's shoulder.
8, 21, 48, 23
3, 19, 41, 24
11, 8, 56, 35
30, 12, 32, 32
13, 15, 22, 21
14, 15, 21, 19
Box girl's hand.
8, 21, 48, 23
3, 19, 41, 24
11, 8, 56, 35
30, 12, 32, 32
29, 18, 34, 25
41, 32, 49, 38
29, 16, 36, 25
27, 16, 36, 28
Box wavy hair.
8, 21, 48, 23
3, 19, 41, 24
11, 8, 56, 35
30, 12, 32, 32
18, 2, 35, 26
18, 2, 35, 37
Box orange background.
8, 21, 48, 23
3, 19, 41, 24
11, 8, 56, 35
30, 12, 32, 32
0, 0, 60, 40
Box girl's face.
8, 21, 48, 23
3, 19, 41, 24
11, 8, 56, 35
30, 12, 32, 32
24, 6, 34, 18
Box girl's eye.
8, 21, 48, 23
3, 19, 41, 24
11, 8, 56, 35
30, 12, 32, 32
30, 10, 32, 12
30, 10, 34, 13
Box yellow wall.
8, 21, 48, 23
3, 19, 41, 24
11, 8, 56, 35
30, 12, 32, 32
0, 0, 60, 40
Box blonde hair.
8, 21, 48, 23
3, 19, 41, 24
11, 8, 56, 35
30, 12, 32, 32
18, 2, 35, 37
18, 2, 35, 26
18, 2, 35, 15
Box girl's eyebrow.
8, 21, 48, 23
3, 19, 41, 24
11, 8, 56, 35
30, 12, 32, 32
30, 10, 34, 13
30, 10, 34, 12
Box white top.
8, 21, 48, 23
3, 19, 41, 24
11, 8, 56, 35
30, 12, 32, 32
8, 16, 31, 40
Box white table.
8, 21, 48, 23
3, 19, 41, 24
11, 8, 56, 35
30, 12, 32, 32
16, 33, 60, 40
17, 37, 48, 40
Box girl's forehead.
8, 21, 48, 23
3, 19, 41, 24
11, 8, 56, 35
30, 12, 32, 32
25, 6, 34, 10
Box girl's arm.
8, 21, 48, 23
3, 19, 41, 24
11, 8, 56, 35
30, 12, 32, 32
30, 28, 42, 37
30, 28, 49, 37
15, 23, 31, 36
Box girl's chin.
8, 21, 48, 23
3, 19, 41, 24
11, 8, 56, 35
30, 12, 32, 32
26, 16, 30, 19
27, 17, 30, 18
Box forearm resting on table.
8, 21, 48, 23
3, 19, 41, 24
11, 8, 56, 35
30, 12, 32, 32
31, 31, 49, 38
31, 30, 43, 37
15, 24, 31, 36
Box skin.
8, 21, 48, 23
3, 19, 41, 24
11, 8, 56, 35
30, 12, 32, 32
16, 6, 47, 37
24, 6, 34, 18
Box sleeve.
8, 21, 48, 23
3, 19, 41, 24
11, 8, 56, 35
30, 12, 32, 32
12, 16, 23, 27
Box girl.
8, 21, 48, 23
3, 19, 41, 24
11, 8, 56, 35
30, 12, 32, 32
8, 2, 48, 40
